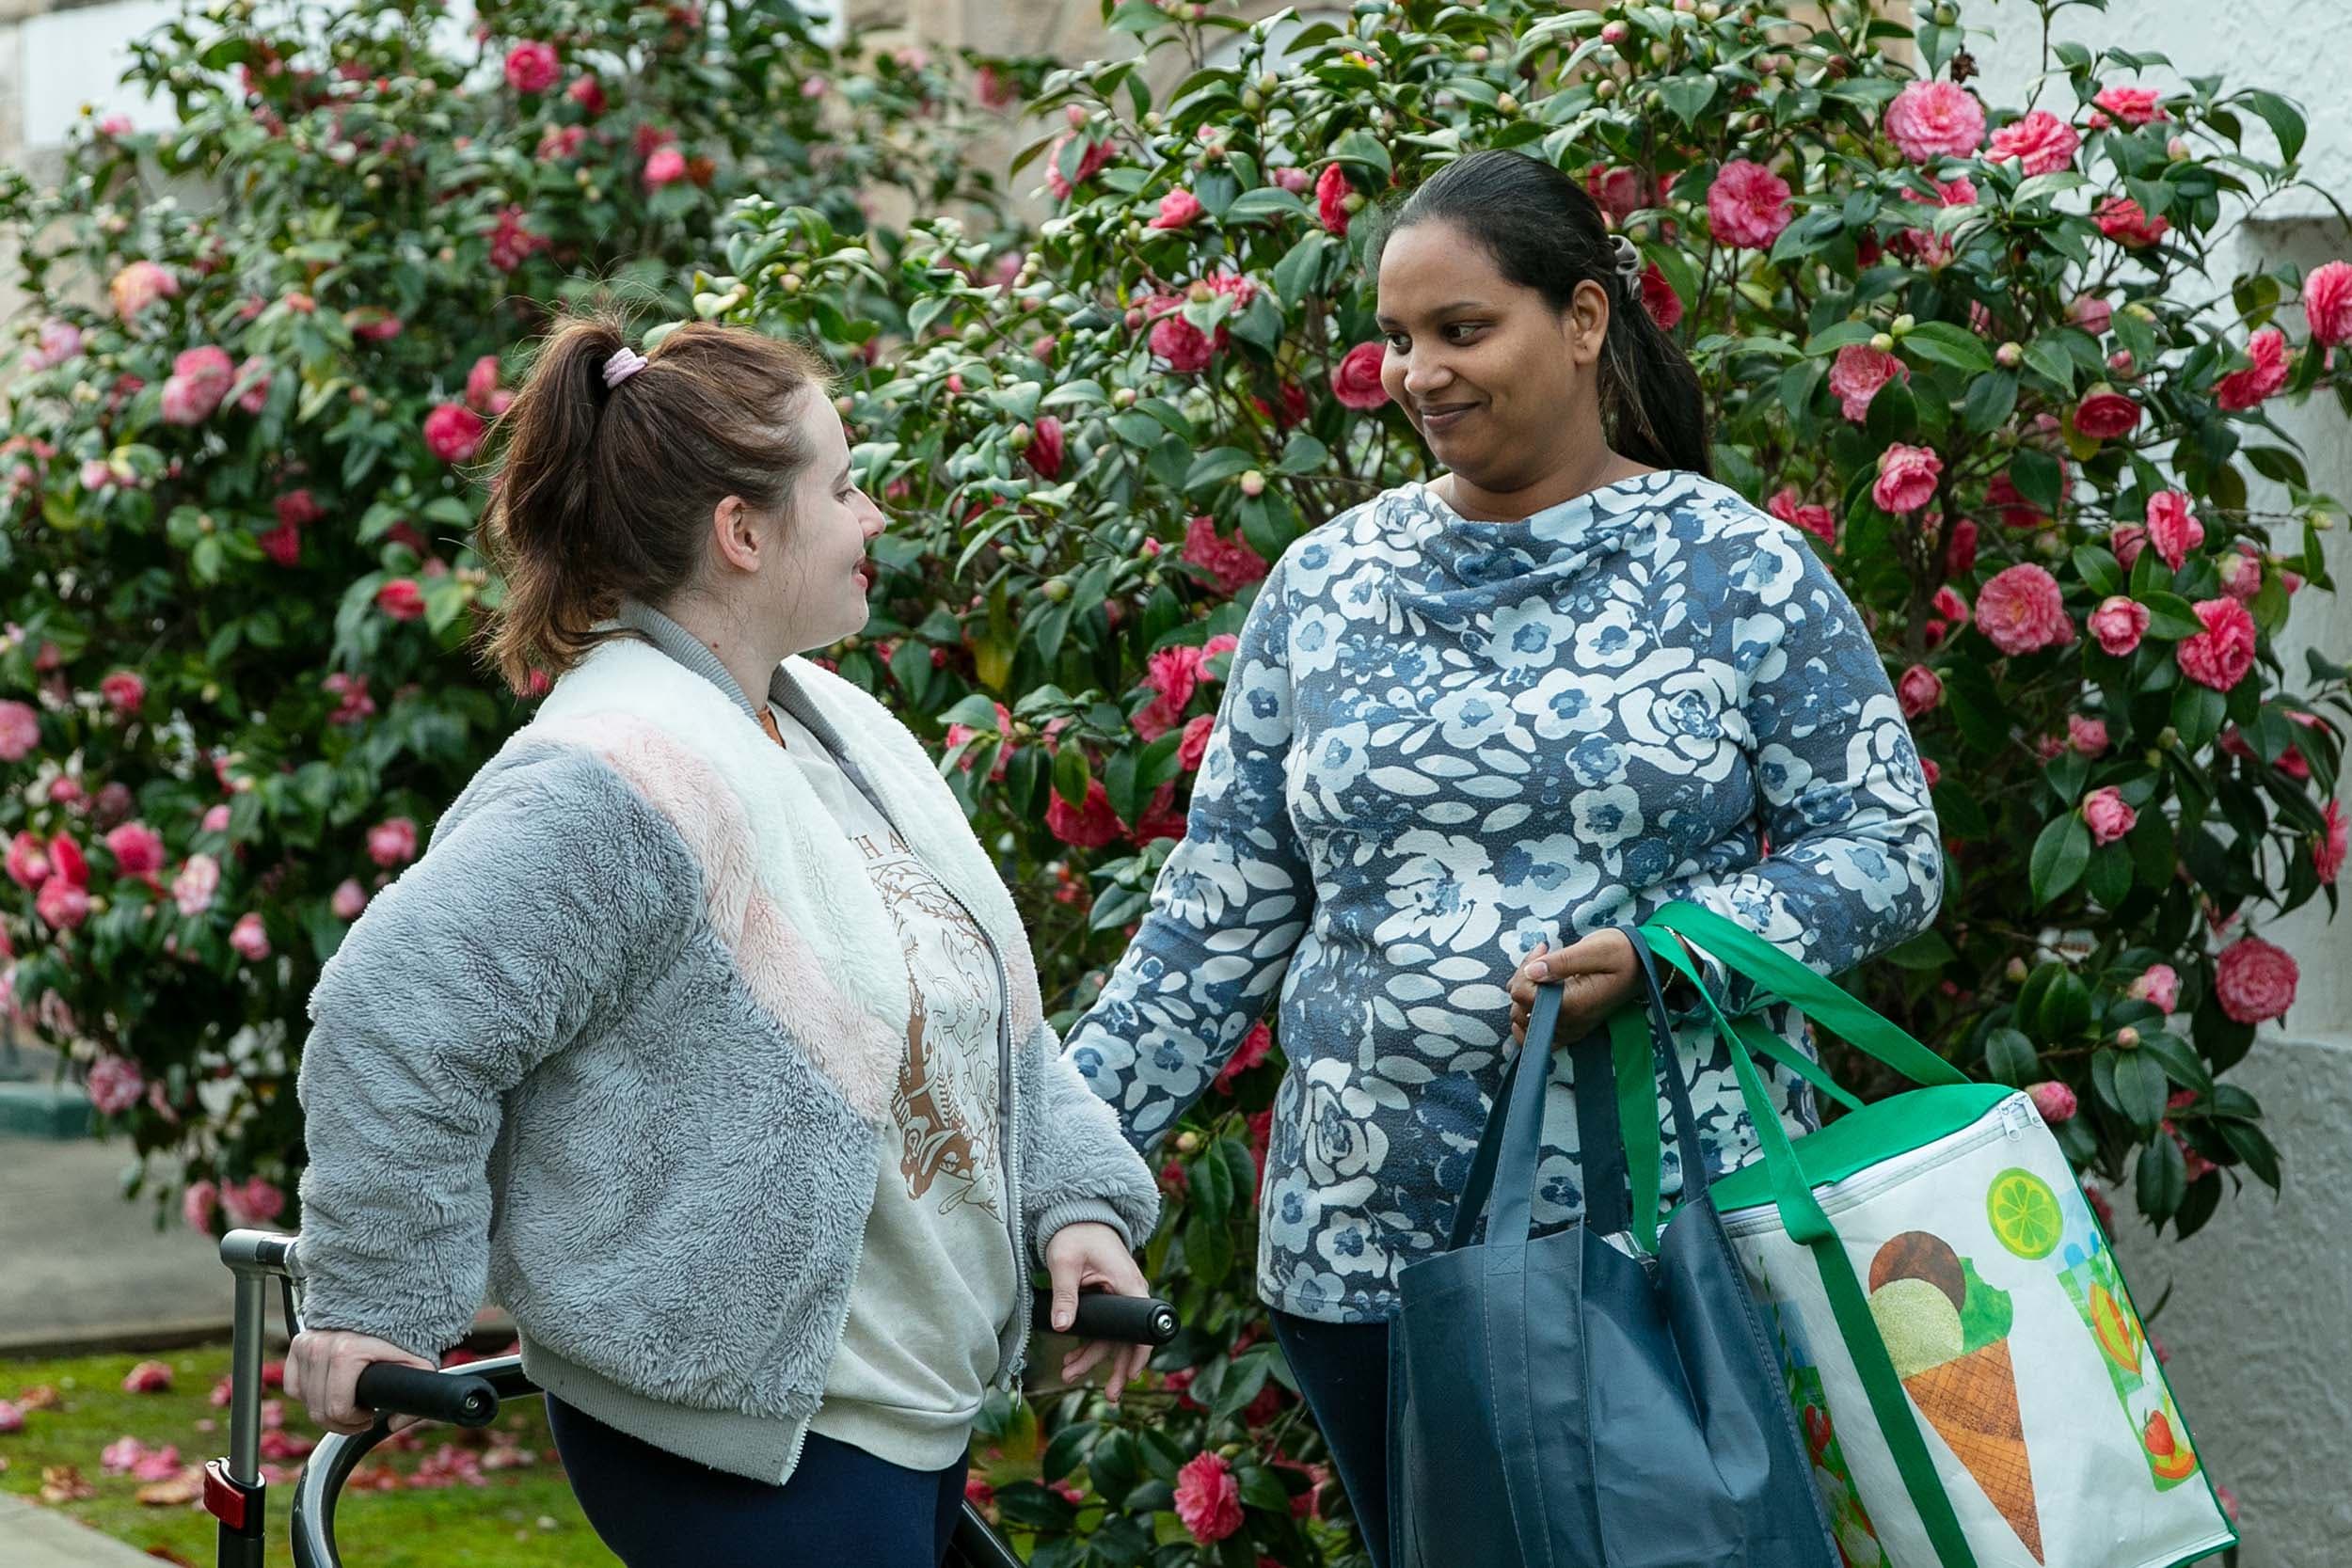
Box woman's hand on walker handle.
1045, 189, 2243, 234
285, 1327, 438, 1435
1507, 928, 1642, 1051
1043, 1222, 1155, 1404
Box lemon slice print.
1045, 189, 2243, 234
1987, 1168, 2062, 1259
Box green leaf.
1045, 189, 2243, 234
1882, 928, 1958, 970
1332, 129, 1391, 183
2086, 842, 2133, 908
2138, 591, 2201, 641
2137, 1134, 2188, 1221
2010, 448, 2064, 514
2072, 546, 2123, 597
1184, 447, 1256, 491
1277, 433, 1329, 475
2138, 1031, 2214, 1094
2171, 683, 2227, 752
2030, 811, 2091, 905
2243, 89, 2307, 163
1963, 371, 2019, 436
1053, 742, 1090, 809
1189, 1137, 1234, 1226
1804, 322, 1879, 356
1271, 231, 1333, 309
1901, 323, 1996, 375
2044, 750, 2091, 807
2023, 338, 2078, 394
2217, 1117, 2281, 1189
1983, 1028, 2039, 1086
2037, 969, 2095, 1042
2113, 1048, 2169, 1132
1659, 74, 1719, 127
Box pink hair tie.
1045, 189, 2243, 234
602, 347, 648, 388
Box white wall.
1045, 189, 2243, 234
1974, 5, 2352, 1564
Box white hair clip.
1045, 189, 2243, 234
1608, 233, 1644, 295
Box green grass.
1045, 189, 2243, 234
0, 1344, 606, 1565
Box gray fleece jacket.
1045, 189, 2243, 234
294, 604, 1159, 1483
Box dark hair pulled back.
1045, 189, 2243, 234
1373, 149, 1711, 477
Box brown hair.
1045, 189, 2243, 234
476, 307, 833, 694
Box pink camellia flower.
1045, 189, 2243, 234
1883, 80, 1985, 162
1766, 487, 1836, 546
36, 876, 89, 929
1150, 188, 1204, 230
2068, 715, 2109, 756
644, 146, 688, 187
330, 878, 370, 921
487, 205, 548, 274
100, 670, 146, 716
2215, 935, 2297, 1023
1988, 109, 2080, 175
275, 489, 324, 531
2217, 548, 2264, 601
1330, 341, 1390, 410
172, 852, 221, 916
423, 403, 485, 464
2073, 388, 2140, 440
2092, 85, 2167, 125
346, 309, 404, 343
974, 64, 1017, 109
2095, 195, 2169, 249
1270, 166, 1311, 195
535, 123, 586, 162
1183, 515, 1269, 597
1215, 1021, 1275, 1094
1173, 1450, 1244, 1544
1872, 444, 1942, 514
1707, 160, 1793, 249
105, 822, 166, 877
2144, 491, 2204, 572
1896, 664, 1943, 719
1044, 779, 1121, 850
324, 672, 377, 723
232, 356, 272, 415
1829, 344, 1908, 422
229, 912, 271, 961
368, 816, 420, 867
2302, 260, 2352, 347
375, 578, 426, 621
503, 40, 560, 94
1135, 645, 1208, 741
2128, 962, 2181, 1013
2027, 1080, 2078, 1124
2109, 522, 2148, 571
13, 830, 59, 888
567, 73, 606, 115
0, 699, 40, 761
2176, 597, 2257, 690
1148, 309, 1216, 375
2068, 294, 2114, 337
160, 376, 213, 426
1583, 164, 1648, 224
123, 1361, 174, 1394
87, 1054, 144, 1116
1316, 164, 1353, 236
1041, 135, 1114, 200
26, 318, 86, 371
1640, 263, 1682, 331
108, 260, 179, 321
257, 525, 299, 566
946, 703, 1015, 781
2215, 327, 2290, 412
221, 1177, 286, 1228
2304, 795, 2349, 886
2082, 785, 2137, 846
182, 1179, 219, 1233
47, 832, 88, 889
1976, 563, 2072, 655
1179, 713, 1216, 771
1026, 415, 1064, 481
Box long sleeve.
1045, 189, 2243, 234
1019, 1021, 1163, 1259
294, 749, 695, 1358
1061, 552, 1313, 1151
1645, 536, 1945, 1013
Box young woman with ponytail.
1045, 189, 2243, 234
282, 312, 1161, 1568
1061, 150, 1941, 1566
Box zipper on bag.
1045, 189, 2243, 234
1717, 1091, 2042, 1240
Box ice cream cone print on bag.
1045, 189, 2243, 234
1867, 1231, 2045, 1563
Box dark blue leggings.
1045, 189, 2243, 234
546, 1394, 968, 1568
1270, 1308, 1393, 1568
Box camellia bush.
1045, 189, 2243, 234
7, 0, 2350, 1560
704, 0, 2347, 1558
0, 0, 994, 1227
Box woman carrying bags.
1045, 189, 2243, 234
1062, 149, 1943, 1566
285, 312, 1161, 1568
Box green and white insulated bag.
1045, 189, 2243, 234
1633, 904, 2238, 1568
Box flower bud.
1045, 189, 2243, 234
2006, 957, 2030, 983
1870, 332, 1896, 354
1175, 1131, 1201, 1154
1600, 20, 1629, 43
1239, 469, 1266, 497
1997, 341, 2024, 368
1041, 578, 1073, 602
2157, 726, 2179, 750
1066, 103, 1089, 129
1466, 43, 1489, 62
1891, 313, 1915, 336
2114, 1025, 2141, 1051
1595, 78, 1618, 100
2168, 136, 2189, 163
1112, 387, 1137, 407
1495, 91, 1519, 116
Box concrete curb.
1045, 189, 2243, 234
0, 1493, 167, 1568
0, 1082, 91, 1140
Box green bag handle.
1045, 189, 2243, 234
1645, 930, 1981, 1568
1645, 902, 1971, 1090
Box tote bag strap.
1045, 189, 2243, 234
1646, 930, 1981, 1568
1644, 903, 1970, 1090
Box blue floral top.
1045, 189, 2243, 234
1063, 470, 1943, 1323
